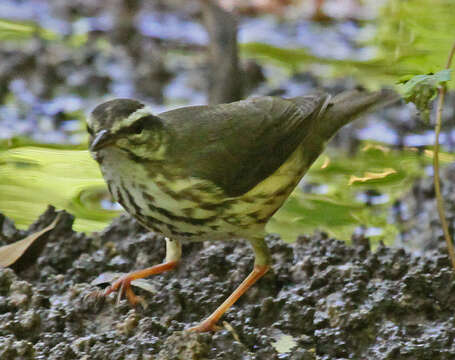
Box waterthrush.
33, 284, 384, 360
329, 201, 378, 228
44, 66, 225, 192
87, 89, 398, 332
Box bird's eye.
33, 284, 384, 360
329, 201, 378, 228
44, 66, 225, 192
130, 122, 143, 134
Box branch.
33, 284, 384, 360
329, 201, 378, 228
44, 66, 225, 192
433, 40, 455, 269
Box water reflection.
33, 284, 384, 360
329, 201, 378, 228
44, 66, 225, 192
0, 147, 116, 232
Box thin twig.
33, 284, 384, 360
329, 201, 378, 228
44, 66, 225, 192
433, 40, 455, 270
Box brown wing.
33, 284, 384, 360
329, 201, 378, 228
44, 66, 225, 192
158, 94, 329, 197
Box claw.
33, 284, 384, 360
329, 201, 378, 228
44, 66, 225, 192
125, 285, 147, 309
94, 274, 149, 309
117, 280, 125, 305
88, 260, 179, 309
134, 295, 148, 310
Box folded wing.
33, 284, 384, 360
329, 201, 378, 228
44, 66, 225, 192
158, 94, 330, 197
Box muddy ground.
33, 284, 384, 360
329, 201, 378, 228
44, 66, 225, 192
1, 164, 455, 360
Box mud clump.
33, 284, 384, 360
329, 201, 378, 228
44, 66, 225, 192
1, 206, 455, 359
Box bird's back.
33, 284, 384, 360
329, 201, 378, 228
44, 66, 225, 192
159, 94, 330, 198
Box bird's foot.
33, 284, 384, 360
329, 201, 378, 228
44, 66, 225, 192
103, 274, 148, 308
87, 261, 179, 309
85, 274, 147, 309
187, 319, 221, 332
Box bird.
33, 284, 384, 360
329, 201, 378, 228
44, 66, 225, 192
86, 88, 398, 332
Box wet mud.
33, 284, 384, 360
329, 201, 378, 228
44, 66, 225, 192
1, 200, 455, 359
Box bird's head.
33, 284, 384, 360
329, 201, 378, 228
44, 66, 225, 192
87, 99, 167, 161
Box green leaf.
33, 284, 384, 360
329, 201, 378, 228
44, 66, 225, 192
0, 18, 56, 41
398, 70, 452, 122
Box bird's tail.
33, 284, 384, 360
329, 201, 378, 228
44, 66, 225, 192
317, 88, 400, 141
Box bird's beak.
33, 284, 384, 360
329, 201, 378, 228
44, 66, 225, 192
90, 129, 115, 151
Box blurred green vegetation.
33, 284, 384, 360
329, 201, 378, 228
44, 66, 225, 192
269, 145, 454, 242
0, 145, 116, 232
2, 0, 454, 88
242, 0, 455, 89
0, 18, 55, 41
